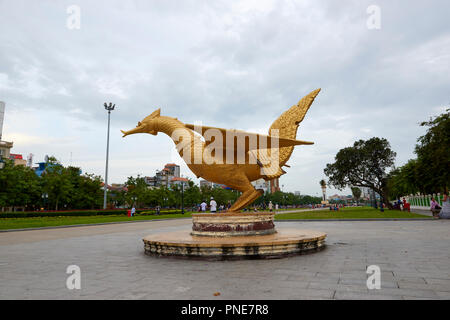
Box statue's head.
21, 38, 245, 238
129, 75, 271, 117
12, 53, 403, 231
121, 108, 160, 137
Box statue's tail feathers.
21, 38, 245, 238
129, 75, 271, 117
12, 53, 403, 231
268, 89, 320, 166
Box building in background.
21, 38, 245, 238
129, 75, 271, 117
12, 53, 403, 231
199, 179, 213, 188
199, 179, 227, 189
0, 140, 13, 160
0, 102, 29, 167
34, 162, 49, 176
171, 177, 189, 187
269, 178, 280, 193
26, 153, 34, 168
0, 101, 13, 162
9, 154, 27, 166
145, 163, 181, 188
143, 176, 159, 188
252, 178, 270, 194
328, 194, 353, 202
358, 186, 372, 201
102, 183, 128, 193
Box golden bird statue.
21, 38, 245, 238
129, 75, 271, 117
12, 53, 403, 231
121, 89, 321, 212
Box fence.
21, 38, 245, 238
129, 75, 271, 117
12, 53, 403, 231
403, 193, 444, 210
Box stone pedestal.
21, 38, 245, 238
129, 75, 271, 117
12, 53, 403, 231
191, 212, 275, 237
143, 213, 327, 260
143, 228, 326, 259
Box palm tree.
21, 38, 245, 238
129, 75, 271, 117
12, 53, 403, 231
351, 187, 362, 206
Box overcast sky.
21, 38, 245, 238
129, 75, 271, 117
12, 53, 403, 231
1, 0, 449, 196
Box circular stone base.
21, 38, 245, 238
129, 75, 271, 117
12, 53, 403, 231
191, 212, 275, 237
143, 228, 326, 260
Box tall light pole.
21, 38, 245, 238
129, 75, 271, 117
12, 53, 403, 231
103, 102, 115, 209
181, 181, 185, 215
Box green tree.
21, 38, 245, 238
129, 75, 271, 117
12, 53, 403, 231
125, 175, 149, 208
68, 170, 103, 209
415, 109, 450, 193
324, 137, 396, 207
183, 181, 201, 207
387, 159, 421, 199
0, 159, 42, 210
386, 109, 449, 197
40, 157, 73, 210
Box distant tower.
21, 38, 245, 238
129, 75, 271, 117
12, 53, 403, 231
0, 101, 5, 140
320, 179, 327, 202
27, 153, 34, 167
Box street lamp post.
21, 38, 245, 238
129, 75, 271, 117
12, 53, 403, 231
181, 182, 185, 215
103, 102, 115, 209
41, 193, 48, 210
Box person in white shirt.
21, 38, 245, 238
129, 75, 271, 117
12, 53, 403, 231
200, 201, 207, 213
210, 197, 217, 213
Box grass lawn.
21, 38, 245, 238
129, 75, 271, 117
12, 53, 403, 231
275, 207, 431, 220
0, 212, 193, 230
0, 207, 431, 230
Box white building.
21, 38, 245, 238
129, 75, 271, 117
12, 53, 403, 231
252, 179, 270, 194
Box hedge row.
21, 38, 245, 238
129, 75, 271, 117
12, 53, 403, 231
0, 209, 182, 219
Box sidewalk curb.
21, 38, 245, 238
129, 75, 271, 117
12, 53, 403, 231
0, 217, 192, 233
276, 218, 435, 222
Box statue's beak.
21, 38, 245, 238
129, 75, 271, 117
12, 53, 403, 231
121, 126, 145, 137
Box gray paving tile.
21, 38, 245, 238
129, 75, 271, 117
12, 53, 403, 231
1, 219, 449, 299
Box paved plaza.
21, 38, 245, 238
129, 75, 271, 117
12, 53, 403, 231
0, 218, 449, 300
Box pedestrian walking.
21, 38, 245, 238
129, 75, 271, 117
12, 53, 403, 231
200, 200, 207, 213
210, 197, 217, 213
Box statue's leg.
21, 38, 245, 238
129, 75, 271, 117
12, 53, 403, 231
227, 175, 263, 212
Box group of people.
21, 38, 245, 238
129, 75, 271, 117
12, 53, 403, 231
396, 193, 450, 219
198, 197, 231, 213
393, 198, 410, 212
329, 204, 344, 211
196, 199, 285, 213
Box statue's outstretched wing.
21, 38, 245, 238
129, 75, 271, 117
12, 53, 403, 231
184, 124, 313, 152
269, 89, 320, 167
